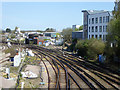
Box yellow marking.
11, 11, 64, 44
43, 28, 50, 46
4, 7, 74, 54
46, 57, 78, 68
45, 70, 47, 72
46, 65, 52, 67
58, 66, 61, 68
46, 83, 56, 84
46, 83, 66, 85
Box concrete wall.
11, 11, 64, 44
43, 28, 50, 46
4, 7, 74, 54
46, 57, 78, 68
82, 11, 89, 39
72, 31, 83, 40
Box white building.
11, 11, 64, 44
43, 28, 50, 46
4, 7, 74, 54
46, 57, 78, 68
82, 10, 113, 41
72, 25, 81, 31
15, 27, 21, 34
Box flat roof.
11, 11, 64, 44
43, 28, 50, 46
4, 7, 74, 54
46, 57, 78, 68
73, 30, 83, 32
82, 10, 112, 16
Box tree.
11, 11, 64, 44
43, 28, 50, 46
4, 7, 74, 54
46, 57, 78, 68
79, 25, 83, 30
45, 28, 56, 32
56, 33, 61, 38
62, 28, 73, 43
6, 28, 11, 33
15, 26, 19, 31
75, 38, 105, 60
75, 28, 79, 31
74, 25, 83, 31
106, 1, 120, 60
113, 1, 120, 19
106, 17, 120, 59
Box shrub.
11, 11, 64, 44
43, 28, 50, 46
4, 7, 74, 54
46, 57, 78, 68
75, 38, 105, 60
68, 38, 78, 52
4, 47, 16, 57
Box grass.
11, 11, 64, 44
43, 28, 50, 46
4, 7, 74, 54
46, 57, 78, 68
4, 47, 16, 57
3, 74, 7, 78
3, 62, 12, 67
16, 55, 41, 88
10, 66, 19, 74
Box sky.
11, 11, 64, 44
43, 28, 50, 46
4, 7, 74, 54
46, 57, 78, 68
2, 2, 115, 31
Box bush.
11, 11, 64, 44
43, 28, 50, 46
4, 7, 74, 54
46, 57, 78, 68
104, 43, 115, 62
11, 35, 16, 38
4, 47, 16, 57
75, 38, 105, 60
76, 39, 89, 57
68, 38, 78, 52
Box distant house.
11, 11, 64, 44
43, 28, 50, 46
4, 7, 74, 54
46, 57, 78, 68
15, 27, 21, 34
25, 33, 43, 44
44, 32, 58, 38
72, 30, 83, 40
72, 25, 81, 31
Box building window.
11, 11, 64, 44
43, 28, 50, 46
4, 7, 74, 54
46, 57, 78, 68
89, 27, 90, 32
89, 19, 90, 24
95, 26, 98, 32
92, 35, 94, 38
99, 35, 102, 39
95, 17, 98, 24
99, 17, 102, 23
103, 35, 105, 40
103, 16, 105, 23
99, 26, 102, 32
106, 25, 107, 32
92, 18, 94, 24
92, 26, 94, 32
95, 35, 98, 39
89, 35, 90, 39
106, 16, 109, 23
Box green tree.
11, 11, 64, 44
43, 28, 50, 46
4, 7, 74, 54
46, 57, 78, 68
112, 1, 120, 19
12, 26, 19, 34
79, 25, 83, 30
106, 1, 120, 61
45, 28, 56, 32
106, 17, 120, 59
74, 25, 83, 31
15, 26, 19, 31
6, 28, 11, 33
75, 28, 79, 31
62, 28, 73, 43
11, 35, 16, 38
56, 33, 61, 38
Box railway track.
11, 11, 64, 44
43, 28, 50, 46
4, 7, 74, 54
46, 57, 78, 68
40, 46, 120, 80
27, 46, 94, 89
33, 49, 81, 89
34, 46, 104, 89
27, 45, 120, 89
2, 43, 119, 89
34, 52, 61, 89
56, 48, 120, 76
53, 48, 120, 87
